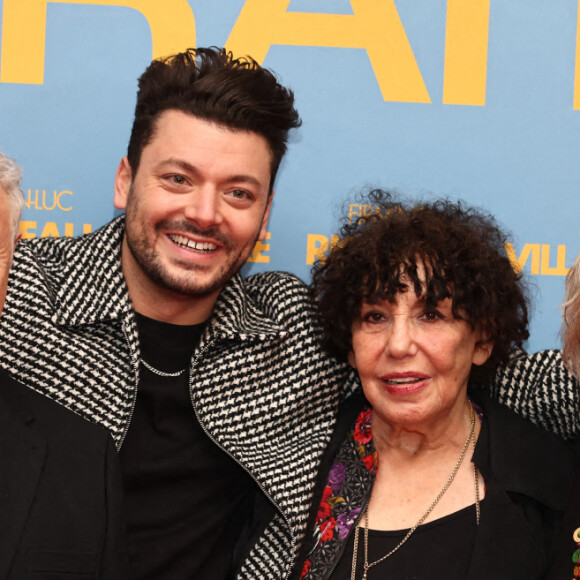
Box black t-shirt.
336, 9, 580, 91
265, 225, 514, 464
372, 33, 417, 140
119, 313, 254, 579
331, 503, 480, 580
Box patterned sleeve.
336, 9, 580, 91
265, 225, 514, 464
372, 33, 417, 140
490, 349, 580, 440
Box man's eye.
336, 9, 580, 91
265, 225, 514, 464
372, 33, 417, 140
171, 175, 186, 185
230, 189, 249, 200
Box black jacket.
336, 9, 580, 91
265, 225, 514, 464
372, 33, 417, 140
0, 370, 127, 579
296, 389, 574, 579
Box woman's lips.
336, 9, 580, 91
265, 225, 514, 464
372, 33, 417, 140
380, 372, 429, 394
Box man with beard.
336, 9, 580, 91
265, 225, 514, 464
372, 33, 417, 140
0, 48, 351, 578
0, 151, 127, 579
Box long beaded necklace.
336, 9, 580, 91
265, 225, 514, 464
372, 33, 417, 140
351, 401, 480, 580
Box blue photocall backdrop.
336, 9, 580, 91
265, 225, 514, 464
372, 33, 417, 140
1, 0, 579, 352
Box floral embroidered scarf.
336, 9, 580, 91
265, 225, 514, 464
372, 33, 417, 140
300, 407, 377, 579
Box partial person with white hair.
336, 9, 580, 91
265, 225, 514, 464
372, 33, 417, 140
563, 253, 580, 380
0, 151, 23, 309
0, 151, 127, 579
544, 252, 580, 580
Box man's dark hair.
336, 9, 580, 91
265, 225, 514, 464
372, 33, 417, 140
311, 189, 530, 383
127, 47, 301, 191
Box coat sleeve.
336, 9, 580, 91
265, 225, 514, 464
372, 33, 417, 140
490, 349, 580, 440
100, 435, 129, 580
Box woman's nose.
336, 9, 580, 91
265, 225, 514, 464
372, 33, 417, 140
385, 316, 417, 358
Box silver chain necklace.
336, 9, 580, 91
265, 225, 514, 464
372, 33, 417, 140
140, 358, 186, 377
351, 401, 480, 580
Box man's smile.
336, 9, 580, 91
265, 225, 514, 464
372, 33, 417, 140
168, 233, 218, 253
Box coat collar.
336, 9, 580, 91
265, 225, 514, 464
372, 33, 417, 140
206, 274, 288, 341
0, 372, 46, 579
51, 216, 129, 327
50, 217, 287, 340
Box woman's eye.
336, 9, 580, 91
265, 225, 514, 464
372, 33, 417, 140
363, 312, 384, 323
420, 310, 441, 322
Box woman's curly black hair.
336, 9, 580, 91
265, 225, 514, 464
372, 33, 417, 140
311, 190, 530, 384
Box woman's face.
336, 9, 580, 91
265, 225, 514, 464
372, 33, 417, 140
348, 287, 492, 433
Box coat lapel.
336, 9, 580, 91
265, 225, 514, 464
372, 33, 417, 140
467, 390, 572, 578
467, 484, 545, 578
0, 381, 46, 578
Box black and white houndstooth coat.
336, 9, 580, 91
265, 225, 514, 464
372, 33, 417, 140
0, 217, 355, 578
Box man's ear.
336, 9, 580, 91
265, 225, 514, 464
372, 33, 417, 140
258, 190, 274, 241
13, 233, 21, 246
113, 156, 132, 210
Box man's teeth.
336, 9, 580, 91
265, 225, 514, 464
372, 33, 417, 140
169, 234, 217, 252
387, 377, 423, 385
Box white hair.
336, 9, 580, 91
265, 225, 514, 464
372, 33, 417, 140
0, 151, 24, 236
563, 252, 580, 380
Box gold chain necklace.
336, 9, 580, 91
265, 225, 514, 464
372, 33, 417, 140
351, 401, 480, 580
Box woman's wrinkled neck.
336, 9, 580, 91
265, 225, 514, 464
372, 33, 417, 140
371, 394, 477, 459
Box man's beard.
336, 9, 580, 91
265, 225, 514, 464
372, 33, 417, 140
124, 217, 256, 298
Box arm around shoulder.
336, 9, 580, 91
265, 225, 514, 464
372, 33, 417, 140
491, 349, 580, 440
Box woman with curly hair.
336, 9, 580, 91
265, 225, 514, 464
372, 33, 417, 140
296, 191, 573, 580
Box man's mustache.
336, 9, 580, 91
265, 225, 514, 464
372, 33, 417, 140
155, 220, 233, 249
